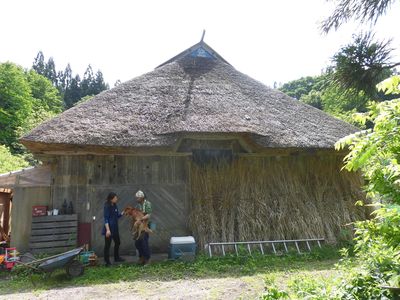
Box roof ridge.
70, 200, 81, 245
156, 40, 231, 68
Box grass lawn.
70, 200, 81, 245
0, 247, 345, 299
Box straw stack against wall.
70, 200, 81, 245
189, 155, 369, 249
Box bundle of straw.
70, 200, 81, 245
188, 155, 369, 249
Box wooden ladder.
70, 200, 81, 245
205, 238, 324, 258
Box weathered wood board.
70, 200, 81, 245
29, 214, 78, 254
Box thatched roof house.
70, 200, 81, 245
15, 39, 367, 255
23, 42, 355, 152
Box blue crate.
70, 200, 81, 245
168, 236, 196, 259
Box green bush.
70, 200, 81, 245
0, 145, 29, 173
328, 76, 400, 299
261, 287, 289, 300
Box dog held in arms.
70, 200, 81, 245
122, 206, 152, 239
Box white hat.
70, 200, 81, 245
135, 190, 145, 198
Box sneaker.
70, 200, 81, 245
114, 257, 125, 262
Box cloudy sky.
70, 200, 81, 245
1, 0, 399, 87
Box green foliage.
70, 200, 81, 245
2, 248, 341, 294
0, 62, 63, 153
378, 75, 400, 95
331, 32, 396, 98
288, 275, 340, 299
261, 287, 289, 299
321, 0, 396, 33
330, 76, 400, 298
32, 52, 109, 108
22, 70, 63, 136
281, 34, 398, 126
336, 77, 400, 202
299, 90, 324, 110
281, 72, 370, 126
268, 76, 400, 299
320, 84, 369, 113
338, 270, 391, 299
279, 75, 326, 100
334, 206, 399, 298
32, 51, 45, 75
0, 145, 29, 173
26, 70, 63, 114
0, 62, 32, 150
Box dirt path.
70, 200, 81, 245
2, 276, 265, 300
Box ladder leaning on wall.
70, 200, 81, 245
205, 238, 325, 258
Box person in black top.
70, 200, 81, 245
102, 192, 125, 266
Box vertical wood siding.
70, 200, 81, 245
51, 155, 190, 254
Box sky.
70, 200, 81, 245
1, 0, 399, 87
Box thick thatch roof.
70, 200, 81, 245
21, 41, 357, 152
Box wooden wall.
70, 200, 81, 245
51, 155, 190, 255
10, 186, 51, 252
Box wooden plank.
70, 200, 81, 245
30, 239, 77, 248
31, 227, 77, 236
30, 233, 76, 243
31, 221, 77, 229
93, 156, 102, 185
115, 156, 127, 185
109, 156, 117, 185
32, 214, 78, 223
102, 156, 110, 185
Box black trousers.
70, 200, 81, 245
135, 232, 150, 260
104, 233, 121, 263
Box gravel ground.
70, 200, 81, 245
2, 276, 265, 300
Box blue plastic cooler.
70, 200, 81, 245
168, 236, 196, 259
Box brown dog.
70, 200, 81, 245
123, 206, 152, 239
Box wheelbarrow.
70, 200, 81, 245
17, 247, 85, 277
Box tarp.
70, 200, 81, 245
0, 165, 51, 188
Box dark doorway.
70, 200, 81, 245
0, 189, 12, 236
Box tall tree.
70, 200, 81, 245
331, 32, 398, 98
60, 63, 72, 91
93, 70, 109, 94
0, 62, 32, 151
280, 72, 370, 125
279, 75, 326, 100
23, 70, 63, 135
81, 64, 94, 96
44, 57, 58, 86
321, 0, 396, 33
31, 52, 110, 108
32, 51, 45, 75
64, 75, 82, 108
25, 70, 63, 114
